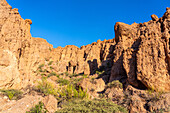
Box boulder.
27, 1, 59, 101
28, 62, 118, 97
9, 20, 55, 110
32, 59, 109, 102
43, 95, 58, 113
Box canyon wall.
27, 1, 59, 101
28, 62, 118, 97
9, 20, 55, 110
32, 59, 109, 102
0, 0, 169, 92
111, 9, 170, 91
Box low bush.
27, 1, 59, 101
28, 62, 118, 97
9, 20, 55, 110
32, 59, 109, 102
56, 78, 70, 86
26, 101, 47, 113
96, 70, 105, 75
58, 85, 88, 101
147, 87, 155, 95
36, 78, 58, 97
64, 71, 69, 76
50, 66, 54, 70
48, 72, 57, 77
56, 98, 127, 113
0, 89, 23, 100
69, 73, 79, 78
149, 92, 164, 102
106, 80, 123, 89
38, 64, 44, 69
48, 61, 53, 65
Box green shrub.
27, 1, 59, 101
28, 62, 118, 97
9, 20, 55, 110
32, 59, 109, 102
57, 78, 70, 86
36, 78, 58, 97
50, 66, 54, 70
56, 74, 60, 78
58, 85, 88, 101
39, 69, 43, 72
38, 64, 44, 69
71, 78, 83, 86
78, 86, 88, 99
57, 85, 73, 100
83, 74, 88, 78
26, 101, 47, 113
41, 73, 46, 76
0, 89, 23, 100
99, 93, 105, 98
147, 86, 155, 95
69, 73, 77, 78
49, 48, 52, 51
45, 58, 49, 61
106, 80, 123, 89
48, 61, 53, 65
69, 74, 88, 79
44, 69, 47, 72
56, 99, 127, 113
150, 92, 164, 102
48, 72, 57, 77
96, 70, 105, 75
65, 72, 69, 76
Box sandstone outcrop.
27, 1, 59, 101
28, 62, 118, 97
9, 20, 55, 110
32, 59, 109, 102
110, 8, 170, 92
0, 0, 169, 93
0, 0, 53, 89
0, 95, 43, 113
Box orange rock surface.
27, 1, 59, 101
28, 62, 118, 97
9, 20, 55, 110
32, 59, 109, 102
0, 0, 169, 92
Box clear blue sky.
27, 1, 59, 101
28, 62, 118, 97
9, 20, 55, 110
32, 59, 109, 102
7, 0, 170, 48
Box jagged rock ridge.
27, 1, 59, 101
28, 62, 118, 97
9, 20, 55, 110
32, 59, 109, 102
0, 0, 169, 92
110, 9, 170, 91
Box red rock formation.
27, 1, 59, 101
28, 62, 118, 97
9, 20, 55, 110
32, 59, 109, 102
0, 0, 53, 89
110, 8, 170, 92
0, 0, 169, 92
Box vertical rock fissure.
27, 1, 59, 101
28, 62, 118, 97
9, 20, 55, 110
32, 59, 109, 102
163, 38, 170, 75
17, 48, 22, 69
161, 22, 165, 33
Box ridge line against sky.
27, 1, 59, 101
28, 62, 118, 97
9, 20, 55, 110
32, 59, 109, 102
7, 0, 170, 48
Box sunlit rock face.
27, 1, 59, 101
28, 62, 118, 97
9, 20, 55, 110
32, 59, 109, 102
0, 0, 53, 89
0, 0, 169, 91
0, 0, 116, 89
110, 8, 170, 92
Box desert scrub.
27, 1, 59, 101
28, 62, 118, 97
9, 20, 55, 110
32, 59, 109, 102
106, 80, 123, 89
36, 78, 58, 97
56, 78, 70, 86
48, 61, 53, 65
48, 72, 57, 77
99, 93, 105, 98
70, 73, 88, 78
57, 85, 88, 101
50, 66, 54, 70
0, 89, 23, 100
64, 71, 69, 76
57, 76, 83, 87
149, 92, 165, 102
26, 101, 47, 113
95, 70, 105, 75
49, 47, 52, 51
71, 78, 84, 86
69, 73, 79, 78
38, 64, 44, 69
56, 98, 127, 113
147, 86, 155, 95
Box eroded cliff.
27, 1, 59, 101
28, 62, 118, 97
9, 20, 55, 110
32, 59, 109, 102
0, 0, 169, 92
110, 9, 170, 91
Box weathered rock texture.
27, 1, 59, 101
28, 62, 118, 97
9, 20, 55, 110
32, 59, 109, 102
0, 0, 53, 89
110, 9, 170, 92
0, 0, 115, 89
0, 0, 169, 92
